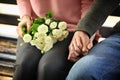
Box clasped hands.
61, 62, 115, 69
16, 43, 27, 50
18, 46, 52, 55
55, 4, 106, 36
68, 30, 100, 62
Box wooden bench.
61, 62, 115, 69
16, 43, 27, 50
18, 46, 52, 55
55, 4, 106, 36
0, 0, 120, 78
0, 0, 18, 78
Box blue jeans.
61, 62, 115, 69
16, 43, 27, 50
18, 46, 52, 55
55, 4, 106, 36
66, 33, 120, 80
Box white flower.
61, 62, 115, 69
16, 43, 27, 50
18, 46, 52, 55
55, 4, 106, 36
50, 35, 57, 43
58, 31, 69, 41
34, 32, 39, 37
35, 38, 45, 50
62, 30, 69, 38
58, 21, 67, 30
45, 19, 51, 25
30, 40, 36, 46
58, 36, 64, 41
37, 33, 47, 40
37, 24, 48, 33
23, 34, 32, 43
43, 36, 53, 53
52, 29, 62, 39
22, 14, 69, 54
50, 21, 57, 29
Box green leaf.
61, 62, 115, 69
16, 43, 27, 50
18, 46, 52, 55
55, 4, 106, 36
28, 24, 39, 34
22, 25, 27, 34
45, 11, 53, 19
33, 18, 45, 24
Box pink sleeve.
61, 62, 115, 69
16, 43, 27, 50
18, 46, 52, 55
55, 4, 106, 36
81, 0, 93, 18
17, 0, 32, 18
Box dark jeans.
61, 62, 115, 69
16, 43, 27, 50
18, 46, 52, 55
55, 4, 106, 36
13, 33, 74, 80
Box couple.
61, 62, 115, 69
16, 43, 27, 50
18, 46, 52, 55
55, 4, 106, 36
14, 0, 120, 80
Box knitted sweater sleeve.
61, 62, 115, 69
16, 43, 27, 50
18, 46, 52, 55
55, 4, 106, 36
16, 0, 32, 18
76, 0, 119, 37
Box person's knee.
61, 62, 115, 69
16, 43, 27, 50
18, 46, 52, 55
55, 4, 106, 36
66, 56, 98, 80
38, 58, 60, 74
66, 66, 95, 80
38, 57, 67, 80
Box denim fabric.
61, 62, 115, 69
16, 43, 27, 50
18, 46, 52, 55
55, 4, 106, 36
66, 33, 120, 80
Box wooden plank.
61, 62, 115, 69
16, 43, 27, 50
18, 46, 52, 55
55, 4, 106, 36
0, 3, 19, 16
0, 25, 18, 39
0, 0, 16, 4
0, 14, 19, 25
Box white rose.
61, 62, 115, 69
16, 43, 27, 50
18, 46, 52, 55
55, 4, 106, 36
45, 19, 51, 25
50, 35, 57, 43
58, 21, 67, 30
43, 36, 53, 53
30, 40, 36, 46
23, 34, 32, 43
37, 24, 48, 33
50, 21, 57, 29
37, 33, 47, 40
58, 31, 69, 41
34, 32, 39, 37
62, 30, 69, 38
52, 29, 62, 39
58, 36, 64, 41
35, 38, 45, 50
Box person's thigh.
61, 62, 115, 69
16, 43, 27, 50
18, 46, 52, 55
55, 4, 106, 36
66, 33, 120, 80
13, 37, 42, 80
38, 33, 74, 80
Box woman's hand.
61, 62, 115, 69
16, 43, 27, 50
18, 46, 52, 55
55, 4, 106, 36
16, 15, 32, 37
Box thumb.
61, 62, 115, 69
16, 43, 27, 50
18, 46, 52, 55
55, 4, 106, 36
81, 37, 89, 54
87, 41, 93, 50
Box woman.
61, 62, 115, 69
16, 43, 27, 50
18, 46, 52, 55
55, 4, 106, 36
13, 0, 98, 80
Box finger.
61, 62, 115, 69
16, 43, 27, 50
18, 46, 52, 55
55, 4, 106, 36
75, 38, 82, 53
68, 50, 79, 61
69, 42, 81, 55
18, 21, 25, 27
80, 34, 89, 54
76, 36, 82, 49
69, 42, 74, 51
26, 21, 32, 31
70, 57, 80, 62
81, 38, 89, 54
16, 26, 23, 37
87, 42, 93, 50
68, 52, 80, 62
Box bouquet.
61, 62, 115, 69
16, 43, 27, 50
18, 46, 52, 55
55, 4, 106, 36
21, 11, 69, 53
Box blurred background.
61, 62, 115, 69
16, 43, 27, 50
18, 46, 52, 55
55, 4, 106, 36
0, 0, 18, 80
0, 0, 120, 80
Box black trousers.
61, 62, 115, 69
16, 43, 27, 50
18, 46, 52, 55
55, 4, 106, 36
13, 33, 74, 80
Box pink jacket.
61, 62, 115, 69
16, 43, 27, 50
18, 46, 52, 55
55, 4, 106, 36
17, 0, 93, 32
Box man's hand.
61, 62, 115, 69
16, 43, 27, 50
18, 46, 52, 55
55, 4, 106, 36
68, 31, 90, 62
68, 30, 101, 62
16, 15, 32, 37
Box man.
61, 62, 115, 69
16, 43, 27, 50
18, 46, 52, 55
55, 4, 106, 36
67, 0, 120, 80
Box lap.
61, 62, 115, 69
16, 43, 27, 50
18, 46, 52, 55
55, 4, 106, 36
66, 33, 120, 80
39, 32, 74, 70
